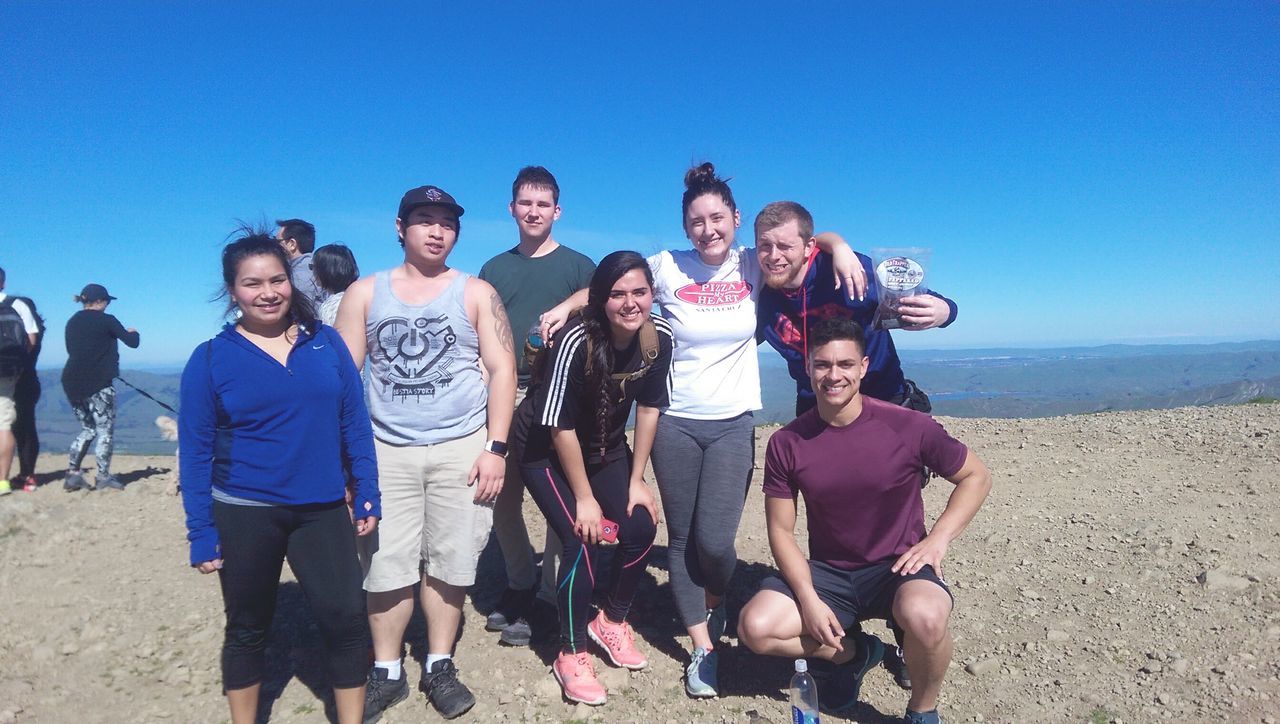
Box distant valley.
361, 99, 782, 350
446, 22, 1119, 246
29, 340, 1280, 453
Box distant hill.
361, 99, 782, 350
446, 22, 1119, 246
33, 370, 180, 455
758, 340, 1280, 423
28, 340, 1280, 452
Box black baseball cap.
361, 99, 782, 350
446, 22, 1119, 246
78, 283, 117, 302
397, 185, 465, 222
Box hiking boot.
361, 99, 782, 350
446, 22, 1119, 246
499, 616, 532, 646
64, 471, 88, 492
819, 631, 884, 713
21, 475, 37, 492
419, 659, 475, 719
486, 586, 534, 632
707, 603, 727, 643
587, 610, 647, 670
552, 650, 607, 705
97, 474, 125, 491
0, 480, 10, 496
884, 643, 912, 689
361, 666, 409, 724
904, 708, 943, 724
685, 647, 718, 698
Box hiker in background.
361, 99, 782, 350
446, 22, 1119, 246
511, 251, 672, 706
313, 244, 360, 325
61, 283, 139, 492
12, 295, 45, 492
179, 230, 379, 724
275, 218, 327, 307
479, 166, 596, 648
0, 267, 41, 496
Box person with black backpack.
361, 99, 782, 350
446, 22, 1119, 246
61, 283, 140, 492
0, 266, 41, 497
11, 295, 45, 492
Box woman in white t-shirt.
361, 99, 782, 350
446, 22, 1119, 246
648, 163, 868, 697
544, 163, 864, 697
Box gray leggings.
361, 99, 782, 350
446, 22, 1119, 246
651, 411, 755, 629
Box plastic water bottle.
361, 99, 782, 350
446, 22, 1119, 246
790, 658, 820, 723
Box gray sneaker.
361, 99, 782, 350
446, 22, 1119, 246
685, 647, 718, 698
64, 471, 89, 492
97, 474, 125, 491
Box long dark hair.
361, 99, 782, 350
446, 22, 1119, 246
581, 250, 653, 447
313, 243, 360, 295
219, 225, 317, 329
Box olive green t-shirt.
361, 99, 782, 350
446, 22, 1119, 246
479, 244, 595, 387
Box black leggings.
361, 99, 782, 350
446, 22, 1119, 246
212, 500, 368, 690
13, 376, 39, 478
522, 456, 656, 654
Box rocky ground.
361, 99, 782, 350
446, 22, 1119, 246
1, 403, 1278, 723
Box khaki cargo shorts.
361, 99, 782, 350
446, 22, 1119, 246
360, 426, 495, 591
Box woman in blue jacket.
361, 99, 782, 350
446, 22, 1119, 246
179, 231, 380, 724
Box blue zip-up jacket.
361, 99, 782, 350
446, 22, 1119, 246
757, 251, 958, 404
179, 322, 380, 566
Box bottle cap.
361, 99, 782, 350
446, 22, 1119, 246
794, 658, 807, 673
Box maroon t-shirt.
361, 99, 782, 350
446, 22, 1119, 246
762, 397, 969, 571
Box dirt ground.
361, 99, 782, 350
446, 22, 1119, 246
1, 403, 1278, 723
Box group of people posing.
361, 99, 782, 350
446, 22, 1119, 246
177, 164, 992, 724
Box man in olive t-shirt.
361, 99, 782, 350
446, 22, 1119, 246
478, 166, 595, 646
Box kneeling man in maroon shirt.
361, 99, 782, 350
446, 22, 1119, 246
738, 318, 992, 724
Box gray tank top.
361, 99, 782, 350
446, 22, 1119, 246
365, 270, 487, 445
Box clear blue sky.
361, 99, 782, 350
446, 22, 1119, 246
3, 2, 1277, 367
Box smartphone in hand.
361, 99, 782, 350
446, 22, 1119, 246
600, 518, 619, 544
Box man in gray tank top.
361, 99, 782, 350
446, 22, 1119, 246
335, 184, 516, 721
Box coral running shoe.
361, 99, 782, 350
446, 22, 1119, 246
553, 651, 607, 705
587, 611, 648, 670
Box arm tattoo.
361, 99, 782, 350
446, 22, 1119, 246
491, 292, 514, 354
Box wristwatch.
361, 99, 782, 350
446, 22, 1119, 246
484, 439, 509, 458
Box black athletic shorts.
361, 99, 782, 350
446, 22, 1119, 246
760, 560, 953, 637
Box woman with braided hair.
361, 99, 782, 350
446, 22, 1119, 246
510, 250, 673, 706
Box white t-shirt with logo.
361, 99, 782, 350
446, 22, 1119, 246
647, 247, 763, 419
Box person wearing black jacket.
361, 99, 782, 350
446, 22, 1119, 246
12, 295, 44, 492
61, 283, 139, 491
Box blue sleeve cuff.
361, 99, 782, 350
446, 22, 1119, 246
353, 489, 381, 521
188, 529, 221, 567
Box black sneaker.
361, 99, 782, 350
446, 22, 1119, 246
884, 643, 912, 690
64, 471, 88, 492
362, 666, 409, 724
419, 659, 475, 719
486, 586, 534, 632
819, 632, 885, 714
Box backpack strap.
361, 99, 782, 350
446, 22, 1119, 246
610, 318, 660, 384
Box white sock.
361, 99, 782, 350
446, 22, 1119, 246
374, 659, 402, 680
425, 653, 452, 671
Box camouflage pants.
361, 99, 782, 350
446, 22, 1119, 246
69, 386, 116, 478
